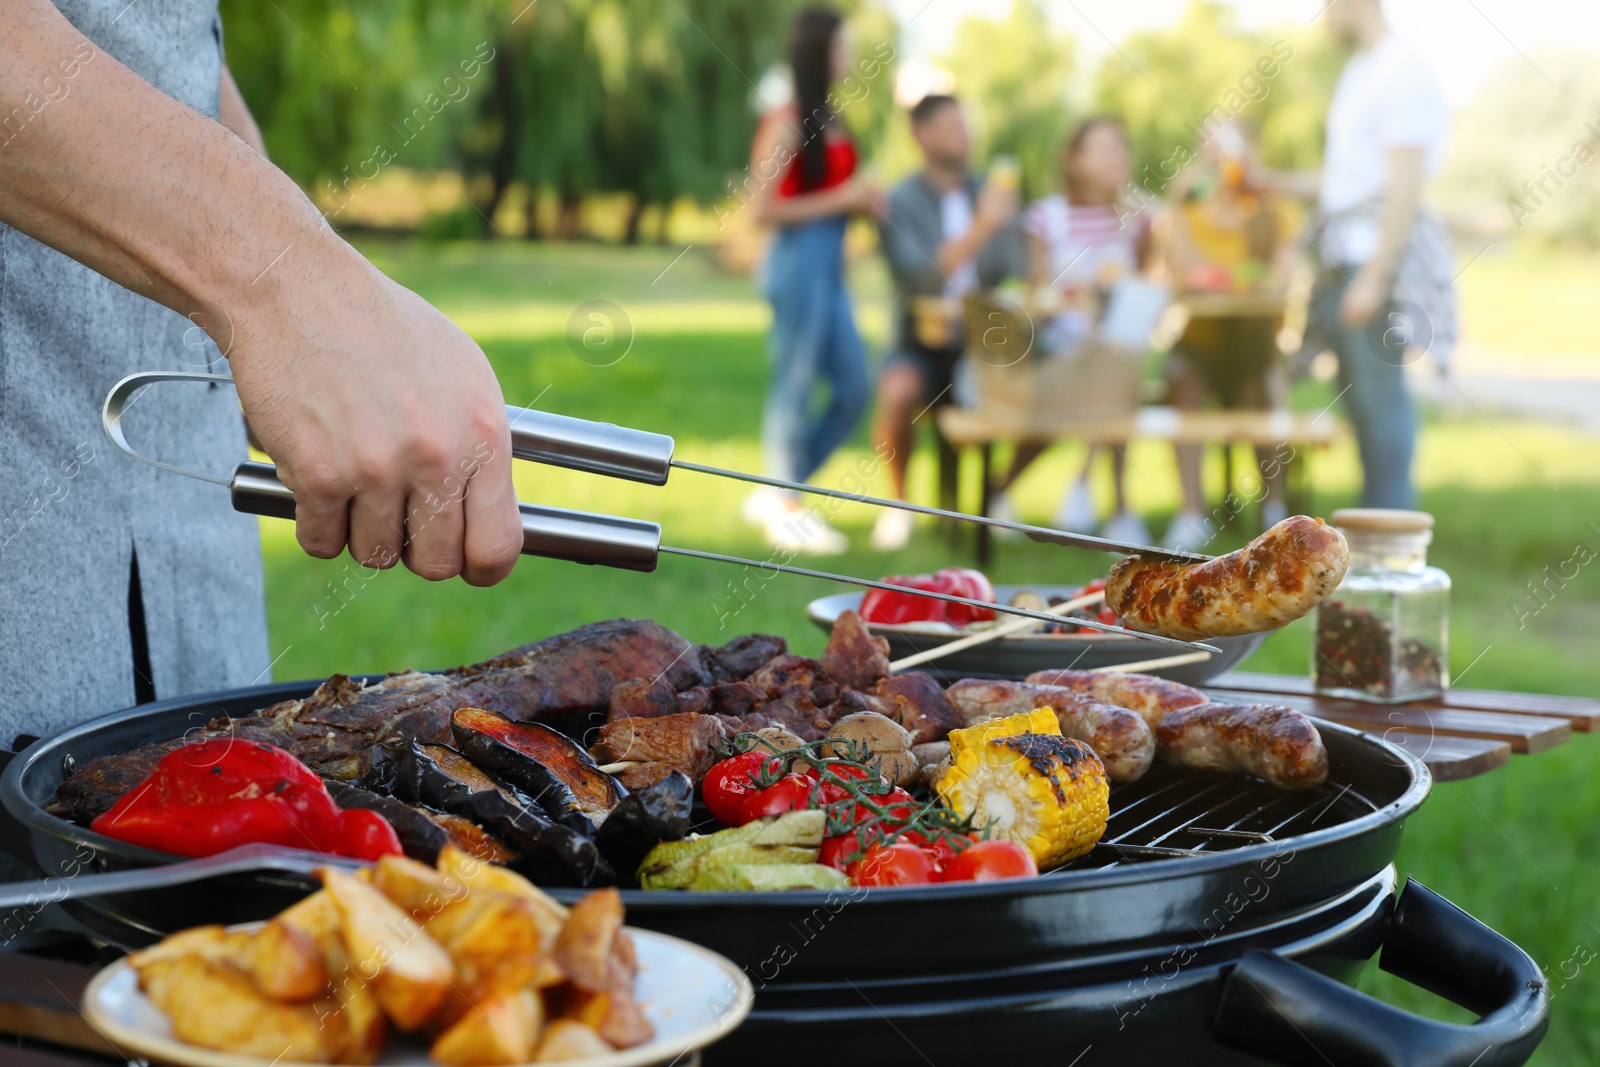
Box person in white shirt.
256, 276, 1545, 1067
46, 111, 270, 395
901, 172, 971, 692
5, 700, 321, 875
1273, 0, 1455, 508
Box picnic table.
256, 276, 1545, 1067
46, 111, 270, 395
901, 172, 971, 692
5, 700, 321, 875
935, 404, 1344, 565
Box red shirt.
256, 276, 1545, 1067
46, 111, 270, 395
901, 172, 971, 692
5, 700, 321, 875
777, 137, 857, 198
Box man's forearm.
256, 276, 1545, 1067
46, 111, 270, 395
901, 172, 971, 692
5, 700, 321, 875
1365, 146, 1425, 286
0, 0, 360, 351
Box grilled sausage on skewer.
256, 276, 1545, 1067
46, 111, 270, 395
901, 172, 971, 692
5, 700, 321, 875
944, 679, 1155, 783
1156, 702, 1329, 791
1105, 516, 1350, 642
1023, 668, 1206, 730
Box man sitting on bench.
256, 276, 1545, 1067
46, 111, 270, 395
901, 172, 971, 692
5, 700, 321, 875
871, 94, 1022, 550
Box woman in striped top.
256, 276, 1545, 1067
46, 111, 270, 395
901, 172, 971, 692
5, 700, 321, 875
991, 116, 1153, 546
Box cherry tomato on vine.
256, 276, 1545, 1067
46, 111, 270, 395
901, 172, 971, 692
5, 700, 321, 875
818, 834, 865, 871
901, 830, 973, 875
938, 839, 1039, 882
702, 751, 782, 825
849, 842, 935, 886
738, 773, 816, 822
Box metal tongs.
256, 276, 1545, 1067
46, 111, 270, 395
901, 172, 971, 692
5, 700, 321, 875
103, 371, 1219, 653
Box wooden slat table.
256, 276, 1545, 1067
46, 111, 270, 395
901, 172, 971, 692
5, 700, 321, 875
935, 406, 1345, 565
1204, 672, 1594, 782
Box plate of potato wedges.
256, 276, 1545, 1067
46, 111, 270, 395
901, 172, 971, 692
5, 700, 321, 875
82, 846, 752, 1066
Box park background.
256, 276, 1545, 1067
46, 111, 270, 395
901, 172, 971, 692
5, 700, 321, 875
218, 1, 1599, 1060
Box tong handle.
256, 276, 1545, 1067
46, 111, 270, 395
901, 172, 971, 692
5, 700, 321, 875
229, 461, 660, 572
506, 406, 674, 486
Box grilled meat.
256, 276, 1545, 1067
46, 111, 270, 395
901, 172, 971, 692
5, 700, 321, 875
52, 619, 701, 824
606, 678, 679, 722
699, 633, 787, 683
945, 679, 1155, 783
1157, 702, 1329, 791
589, 713, 729, 785
674, 681, 762, 718
746, 655, 838, 707
1105, 516, 1350, 641
869, 672, 963, 745
821, 609, 890, 692
1023, 668, 1207, 730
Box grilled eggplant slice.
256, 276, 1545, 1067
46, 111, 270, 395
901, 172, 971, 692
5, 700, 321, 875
592, 771, 694, 886
325, 781, 519, 867
382, 740, 611, 886
451, 707, 626, 832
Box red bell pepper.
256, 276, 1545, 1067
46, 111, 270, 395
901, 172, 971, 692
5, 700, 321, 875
859, 568, 996, 627
90, 739, 401, 861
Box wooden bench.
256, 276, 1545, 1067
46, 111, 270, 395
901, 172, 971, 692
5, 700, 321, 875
934, 405, 1345, 564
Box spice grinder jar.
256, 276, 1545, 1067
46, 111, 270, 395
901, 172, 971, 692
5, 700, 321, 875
1312, 509, 1450, 703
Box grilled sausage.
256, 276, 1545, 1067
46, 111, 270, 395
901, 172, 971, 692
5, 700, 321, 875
1156, 702, 1329, 791
1023, 668, 1207, 730
944, 679, 1155, 783
1105, 516, 1349, 642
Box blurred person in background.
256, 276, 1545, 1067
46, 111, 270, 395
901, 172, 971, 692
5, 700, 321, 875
990, 116, 1154, 545
1161, 122, 1296, 551
869, 94, 1022, 551
742, 6, 881, 555
1268, 0, 1455, 508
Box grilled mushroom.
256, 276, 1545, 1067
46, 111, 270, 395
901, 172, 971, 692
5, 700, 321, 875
820, 712, 917, 788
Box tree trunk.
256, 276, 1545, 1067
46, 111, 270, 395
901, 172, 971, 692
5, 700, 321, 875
556, 190, 583, 241
481, 32, 522, 240
622, 196, 646, 246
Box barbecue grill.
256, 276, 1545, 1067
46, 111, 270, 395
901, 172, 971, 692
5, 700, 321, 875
0, 679, 1549, 1067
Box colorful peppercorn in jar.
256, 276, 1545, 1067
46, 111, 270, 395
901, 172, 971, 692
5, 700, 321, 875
1312, 509, 1450, 703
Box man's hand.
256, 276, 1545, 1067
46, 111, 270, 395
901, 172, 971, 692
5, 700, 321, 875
0, 0, 523, 584
974, 180, 1019, 235
229, 239, 522, 585
1339, 265, 1389, 330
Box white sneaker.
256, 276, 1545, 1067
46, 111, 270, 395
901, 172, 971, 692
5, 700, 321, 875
871, 508, 914, 551
1053, 480, 1096, 533
1163, 509, 1214, 552
740, 487, 787, 528
987, 492, 1021, 540
1101, 509, 1152, 548
766, 505, 848, 555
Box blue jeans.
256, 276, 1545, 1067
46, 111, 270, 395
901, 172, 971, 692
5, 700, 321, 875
1309, 268, 1417, 508
761, 216, 868, 484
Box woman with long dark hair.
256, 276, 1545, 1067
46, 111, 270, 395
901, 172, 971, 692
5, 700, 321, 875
742, 6, 879, 554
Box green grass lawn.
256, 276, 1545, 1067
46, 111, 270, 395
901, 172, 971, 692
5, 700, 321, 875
262, 239, 1598, 1062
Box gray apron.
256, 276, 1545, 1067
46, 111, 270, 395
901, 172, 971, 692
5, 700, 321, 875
0, 0, 269, 746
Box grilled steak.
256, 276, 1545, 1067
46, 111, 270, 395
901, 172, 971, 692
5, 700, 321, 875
51, 618, 704, 824
821, 609, 890, 692
700, 633, 786, 683
869, 672, 963, 745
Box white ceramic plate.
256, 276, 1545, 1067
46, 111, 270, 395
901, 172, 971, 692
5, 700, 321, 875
83, 926, 753, 1067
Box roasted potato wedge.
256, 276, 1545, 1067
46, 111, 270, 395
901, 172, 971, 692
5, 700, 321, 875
243, 918, 327, 1002
137, 955, 339, 1063
553, 888, 622, 993
534, 1019, 614, 1062
322, 866, 454, 1031
431, 987, 543, 1066
436, 845, 568, 925
374, 853, 459, 922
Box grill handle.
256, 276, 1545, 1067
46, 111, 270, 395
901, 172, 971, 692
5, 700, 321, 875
229, 461, 661, 572
1213, 879, 1548, 1067
505, 405, 674, 486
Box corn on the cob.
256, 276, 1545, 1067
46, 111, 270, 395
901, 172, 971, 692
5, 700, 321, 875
947, 708, 1060, 758
936, 723, 1108, 869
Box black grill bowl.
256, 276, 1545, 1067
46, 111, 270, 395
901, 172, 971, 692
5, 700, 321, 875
3, 679, 1428, 972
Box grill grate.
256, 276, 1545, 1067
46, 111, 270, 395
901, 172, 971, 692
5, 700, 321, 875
1052, 767, 1380, 873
